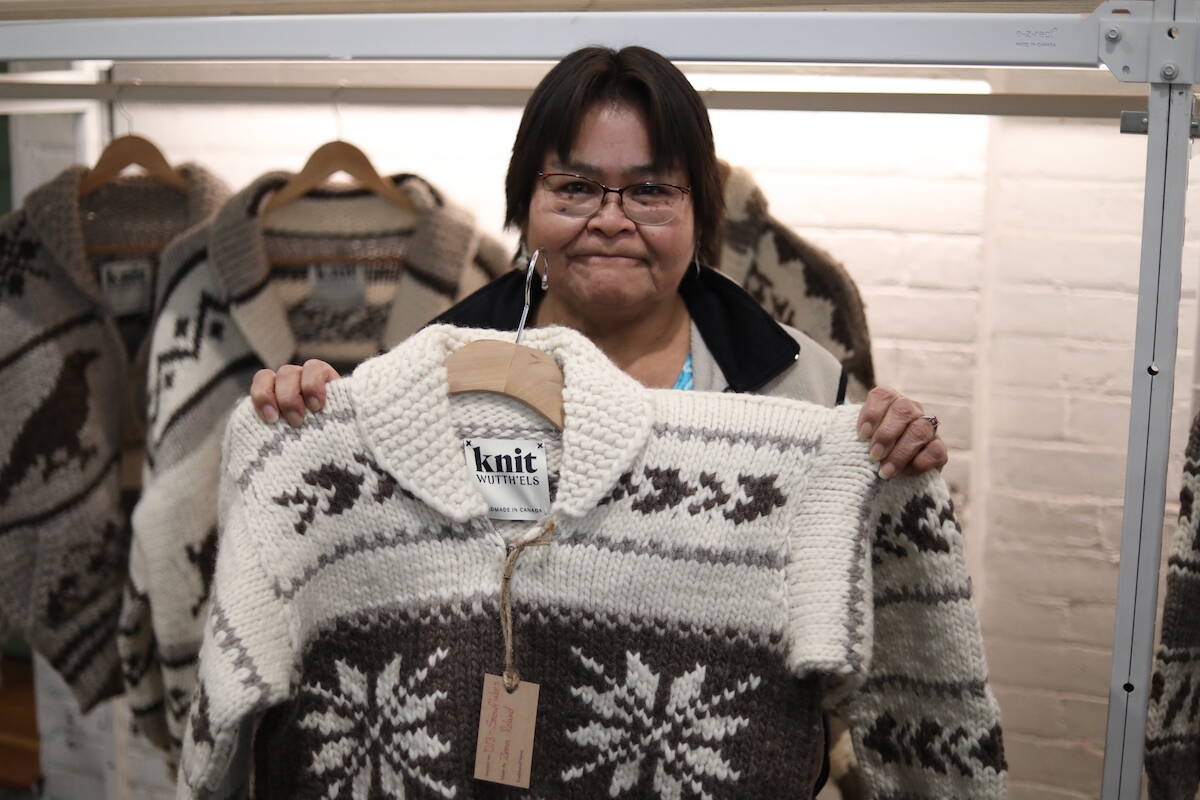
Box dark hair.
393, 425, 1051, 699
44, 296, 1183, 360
505, 46, 723, 266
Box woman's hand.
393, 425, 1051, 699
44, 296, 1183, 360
251, 364, 950, 480
251, 360, 340, 426
856, 386, 948, 478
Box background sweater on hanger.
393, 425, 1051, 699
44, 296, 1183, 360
179, 324, 1007, 800
716, 162, 875, 402
0, 163, 228, 712
1145, 411, 1200, 800
119, 171, 510, 758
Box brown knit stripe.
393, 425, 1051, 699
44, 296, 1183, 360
860, 674, 991, 699
401, 260, 459, 298
230, 273, 271, 305
0, 309, 101, 372
875, 583, 973, 608
157, 246, 208, 314
49, 593, 121, 686
1147, 732, 1200, 746
1156, 647, 1200, 664
651, 421, 820, 452
0, 450, 118, 536
554, 527, 785, 569
253, 605, 823, 798
155, 353, 261, 448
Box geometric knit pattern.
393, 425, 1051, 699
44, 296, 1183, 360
560, 647, 761, 797
121, 172, 510, 759
0, 163, 228, 712
1146, 411, 1200, 800
716, 161, 875, 402
178, 324, 1006, 799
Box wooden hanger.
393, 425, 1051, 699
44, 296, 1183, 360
78, 134, 188, 197
444, 249, 564, 430
262, 140, 417, 217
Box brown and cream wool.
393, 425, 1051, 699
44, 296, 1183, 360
121, 172, 510, 758
179, 324, 1006, 800
1146, 411, 1200, 800
0, 163, 228, 711
716, 162, 875, 402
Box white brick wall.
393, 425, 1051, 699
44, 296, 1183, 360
13, 93, 1200, 800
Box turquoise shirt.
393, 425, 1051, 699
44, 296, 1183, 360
672, 352, 694, 391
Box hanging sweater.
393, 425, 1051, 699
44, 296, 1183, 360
717, 162, 875, 402
0, 163, 228, 711
120, 172, 510, 758
178, 324, 1006, 800
1146, 412, 1200, 799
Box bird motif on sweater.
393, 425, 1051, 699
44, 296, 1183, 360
184, 526, 218, 618
0, 349, 100, 506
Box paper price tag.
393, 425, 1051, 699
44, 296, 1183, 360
473, 673, 539, 789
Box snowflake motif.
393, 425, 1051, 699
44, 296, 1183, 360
562, 648, 761, 799
299, 647, 457, 799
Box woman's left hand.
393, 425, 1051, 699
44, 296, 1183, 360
856, 386, 948, 478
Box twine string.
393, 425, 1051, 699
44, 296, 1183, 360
500, 519, 556, 692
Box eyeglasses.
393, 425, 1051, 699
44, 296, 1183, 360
536, 172, 691, 226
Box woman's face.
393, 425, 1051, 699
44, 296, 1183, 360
525, 102, 695, 317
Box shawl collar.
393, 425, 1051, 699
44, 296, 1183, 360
207, 171, 485, 369
22, 162, 227, 310
350, 324, 653, 523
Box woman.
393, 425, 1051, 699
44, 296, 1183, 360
250, 46, 947, 482
219, 47, 995, 800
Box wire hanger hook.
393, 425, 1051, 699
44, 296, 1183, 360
332, 78, 348, 142
113, 81, 136, 135
515, 248, 545, 345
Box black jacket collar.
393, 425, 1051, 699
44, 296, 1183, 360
429, 263, 800, 393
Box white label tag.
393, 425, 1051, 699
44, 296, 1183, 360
308, 263, 366, 310
463, 438, 551, 521
100, 258, 153, 317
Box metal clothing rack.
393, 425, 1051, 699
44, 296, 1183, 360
0, 5, 1192, 798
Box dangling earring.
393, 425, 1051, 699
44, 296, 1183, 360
692, 239, 702, 279
541, 258, 549, 290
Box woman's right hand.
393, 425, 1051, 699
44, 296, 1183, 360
251, 359, 340, 426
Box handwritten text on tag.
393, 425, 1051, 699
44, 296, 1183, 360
473, 673, 539, 788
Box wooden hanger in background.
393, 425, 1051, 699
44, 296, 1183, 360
444, 249, 564, 430
262, 140, 417, 217
78, 134, 188, 197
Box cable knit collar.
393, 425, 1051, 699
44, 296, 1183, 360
206, 171, 485, 369
350, 324, 653, 524
22, 162, 227, 311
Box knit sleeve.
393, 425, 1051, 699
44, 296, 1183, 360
832, 460, 1008, 798
177, 402, 296, 800
119, 531, 169, 750
121, 238, 261, 757
1145, 414, 1200, 800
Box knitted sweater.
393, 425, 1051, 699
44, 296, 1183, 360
1146, 412, 1200, 799
717, 162, 875, 402
120, 172, 510, 757
0, 163, 228, 711
179, 324, 1006, 799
